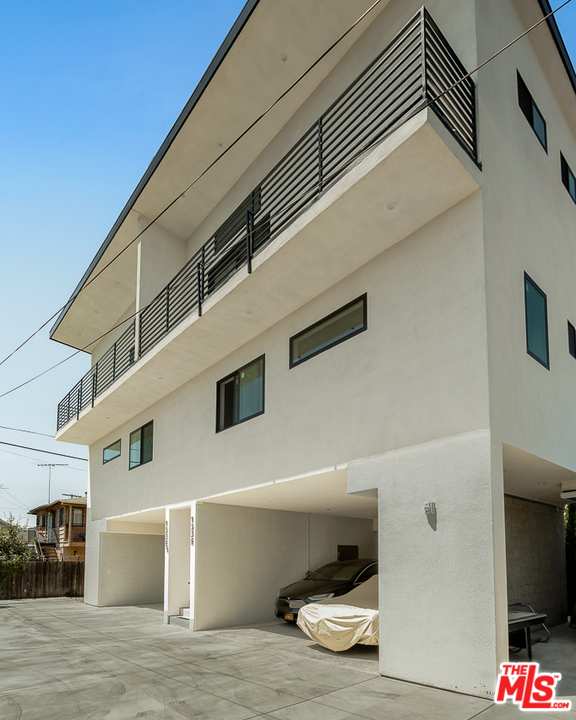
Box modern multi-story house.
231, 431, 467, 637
50, 0, 576, 698
29, 497, 87, 561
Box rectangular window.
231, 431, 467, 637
561, 153, 576, 203
129, 421, 154, 469
290, 295, 367, 368
517, 72, 547, 151
103, 439, 121, 464
217, 356, 264, 432
72, 508, 83, 526
524, 274, 549, 369
59, 508, 64, 526
569, 321, 576, 359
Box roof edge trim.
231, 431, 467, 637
537, 0, 576, 96
50, 0, 261, 341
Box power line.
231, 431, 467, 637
0, 0, 571, 401
0, 445, 87, 471
0, 487, 31, 512
0, 425, 53, 438
0, 441, 87, 461
0, 0, 387, 371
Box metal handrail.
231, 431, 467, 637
57, 6, 477, 431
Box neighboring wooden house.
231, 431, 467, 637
29, 498, 86, 562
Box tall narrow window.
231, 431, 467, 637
217, 357, 264, 432
290, 295, 367, 368
517, 72, 547, 151
568, 321, 576, 359
129, 421, 154, 469
524, 274, 549, 369
561, 154, 576, 203
103, 439, 121, 464
72, 508, 84, 526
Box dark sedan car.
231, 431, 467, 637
275, 558, 378, 621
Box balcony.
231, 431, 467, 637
57, 7, 478, 436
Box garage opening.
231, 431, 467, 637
193, 468, 378, 640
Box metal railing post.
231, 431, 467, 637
91, 365, 98, 408
246, 209, 253, 274
166, 285, 170, 332
77, 385, 81, 421
112, 341, 117, 382
420, 6, 428, 103
197, 263, 203, 317
318, 117, 323, 193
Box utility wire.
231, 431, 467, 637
0, 441, 87, 462
0, 425, 54, 438
0, 0, 387, 371
0, 0, 571, 400
0, 488, 31, 512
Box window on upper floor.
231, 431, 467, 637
59, 508, 64, 526
517, 72, 547, 151
72, 508, 84, 526
103, 439, 121, 464
568, 321, 576, 359
290, 295, 367, 368
217, 356, 264, 432
524, 273, 549, 369
561, 153, 576, 203
129, 421, 154, 469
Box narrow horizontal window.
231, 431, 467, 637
103, 439, 121, 464
561, 154, 576, 203
129, 421, 153, 469
290, 295, 367, 368
568, 321, 576, 359
517, 72, 547, 151
524, 274, 549, 369
217, 356, 264, 432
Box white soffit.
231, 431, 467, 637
203, 468, 378, 519
502, 442, 576, 506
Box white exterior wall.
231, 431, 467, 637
194, 502, 376, 630
348, 431, 506, 698
98, 533, 164, 606
478, 0, 576, 474
89, 192, 488, 519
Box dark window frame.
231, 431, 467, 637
216, 355, 265, 433
561, 153, 576, 203
524, 273, 550, 370
568, 321, 576, 359
289, 294, 368, 369
72, 508, 84, 526
517, 71, 548, 152
103, 439, 121, 465
129, 421, 154, 470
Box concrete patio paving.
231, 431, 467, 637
1, 598, 575, 720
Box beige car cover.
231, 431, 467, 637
296, 574, 379, 651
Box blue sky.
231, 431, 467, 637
0, 1, 575, 520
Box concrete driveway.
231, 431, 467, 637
1, 598, 575, 720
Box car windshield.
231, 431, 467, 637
307, 561, 371, 582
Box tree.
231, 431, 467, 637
0, 514, 39, 591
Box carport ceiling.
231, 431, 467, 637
503, 443, 576, 506
202, 468, 377, 519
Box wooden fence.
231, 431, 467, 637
0, 561, 84, 600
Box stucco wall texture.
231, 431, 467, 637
505, 495, 567, 626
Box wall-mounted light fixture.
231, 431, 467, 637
424, 502, 436, 516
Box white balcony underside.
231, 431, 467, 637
57, 108, 480, 446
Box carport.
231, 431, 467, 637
190, 467, 378, 631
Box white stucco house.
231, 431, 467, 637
51, 0, 576, 698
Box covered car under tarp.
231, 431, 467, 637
296, 574, 378, 651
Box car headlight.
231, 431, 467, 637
305, 593, 334, 602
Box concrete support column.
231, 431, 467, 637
164, 506, 192, 623
348, 431, 507, 699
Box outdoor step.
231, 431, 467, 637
179, 607, 191, 619
168, 615, 190, 629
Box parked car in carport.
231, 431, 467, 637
275, 558, 378, 622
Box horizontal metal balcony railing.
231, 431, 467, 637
56, 7, 477, 431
